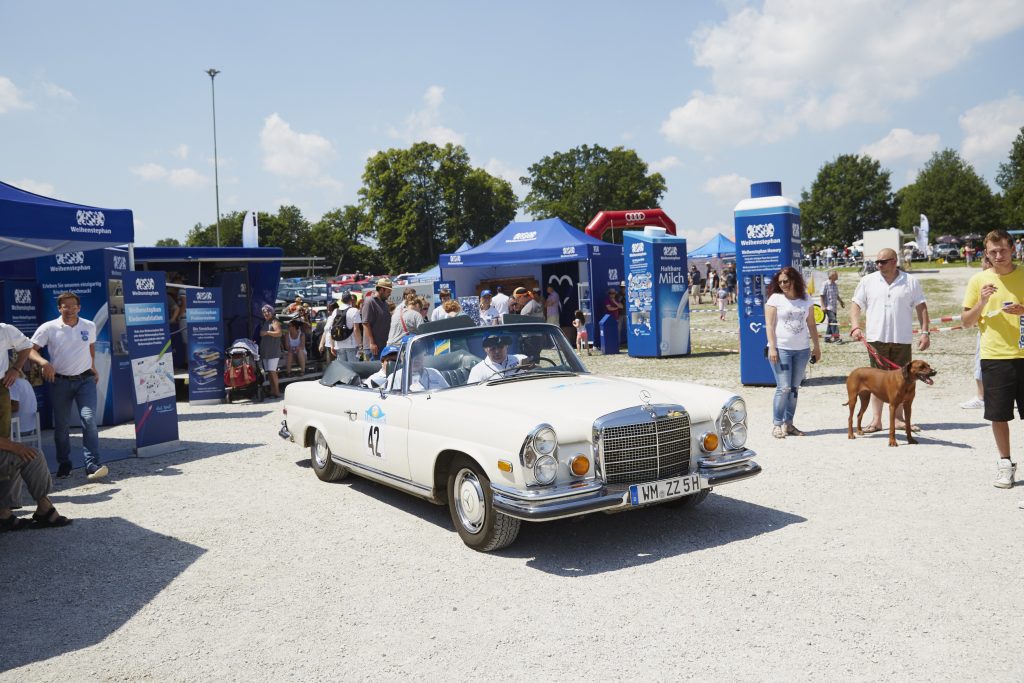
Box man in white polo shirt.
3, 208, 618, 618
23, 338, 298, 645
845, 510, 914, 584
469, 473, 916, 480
849, 248, 931, 433
31, 291, 108, 481
1, 321, 35, 439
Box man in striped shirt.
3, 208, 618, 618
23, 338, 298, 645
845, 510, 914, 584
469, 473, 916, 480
820, 270, 844, 343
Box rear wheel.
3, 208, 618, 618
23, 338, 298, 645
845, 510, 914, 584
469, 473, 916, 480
447, 459, 520, 552
310, 429, 349, 482
663, 488, 711, 509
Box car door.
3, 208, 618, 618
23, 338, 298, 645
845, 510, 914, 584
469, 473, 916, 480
341, 379, 414, 483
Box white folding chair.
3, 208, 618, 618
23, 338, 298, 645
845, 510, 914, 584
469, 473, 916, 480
11, 413, 42, 450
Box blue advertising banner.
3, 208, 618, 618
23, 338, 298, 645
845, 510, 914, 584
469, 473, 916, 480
624, 231, 690, 357
124, 271, 182, 457
186, 287, 225, 405
734, 182, 803, 385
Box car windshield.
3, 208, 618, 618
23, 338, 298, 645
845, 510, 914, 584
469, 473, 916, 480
393, 323, 587, 392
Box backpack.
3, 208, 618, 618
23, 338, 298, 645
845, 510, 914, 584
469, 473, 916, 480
330, 308, 354, 341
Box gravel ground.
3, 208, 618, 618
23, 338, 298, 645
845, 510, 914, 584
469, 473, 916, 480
2, 266, 1023, 681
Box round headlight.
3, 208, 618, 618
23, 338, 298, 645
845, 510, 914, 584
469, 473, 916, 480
534, 454, 558, 484
723, 423, 747, 450
532, 427, 557, 455
726, 398, 746, 424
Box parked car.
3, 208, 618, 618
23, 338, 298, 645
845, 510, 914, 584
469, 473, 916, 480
278, 318, 760, 551
934, 243, 961, 261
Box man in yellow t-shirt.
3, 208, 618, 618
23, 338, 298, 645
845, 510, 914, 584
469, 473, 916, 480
962, 229, 1024, 497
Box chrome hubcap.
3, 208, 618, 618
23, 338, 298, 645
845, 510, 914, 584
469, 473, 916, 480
313, 432, 329, 468
454, 469, 485, 533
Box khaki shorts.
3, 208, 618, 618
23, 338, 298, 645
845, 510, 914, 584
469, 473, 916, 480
868, 342, 911, 370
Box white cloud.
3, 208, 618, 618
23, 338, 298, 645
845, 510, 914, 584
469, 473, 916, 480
42, 82, 75, 102
702, 173, 752, 204
131, 163, 208, 187
663, 0, 1024, 148
649, 156, 682, 173
14, 178, 55, 196
680, 224, 731, 249
260, 113, 335, 178
859, 128, 940, 165
390, 86, 464, 146
172, 144, 189, 159
960, 94, 1024, 163
0, 76, 31, 113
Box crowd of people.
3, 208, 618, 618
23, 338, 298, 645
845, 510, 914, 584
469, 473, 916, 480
765, 230, 1024, 508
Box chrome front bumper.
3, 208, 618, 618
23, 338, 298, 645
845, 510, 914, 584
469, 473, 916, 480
491, 449, 761, 521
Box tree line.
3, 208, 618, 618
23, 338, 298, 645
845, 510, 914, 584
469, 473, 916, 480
162, 143, 665, 275
800, 127, 1024, 245
157, 128, 1024, 272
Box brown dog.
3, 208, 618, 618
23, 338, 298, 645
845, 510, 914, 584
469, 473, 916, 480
844, 360, 937, 447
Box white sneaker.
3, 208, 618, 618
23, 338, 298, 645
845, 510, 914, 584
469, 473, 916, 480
960, 397, 984, 409
994, 460, 1016, 489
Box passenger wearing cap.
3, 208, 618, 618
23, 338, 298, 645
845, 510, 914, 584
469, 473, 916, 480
430, 287, 453, 322
391, 343, 450, 392
361, 278, 393, 359
363, 344, 400, 388
477, 290, 499, 326
467, 334, 530, 384
258, 304, 283, 398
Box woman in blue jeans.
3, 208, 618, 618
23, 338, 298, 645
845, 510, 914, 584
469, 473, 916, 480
765, 266, 821, 438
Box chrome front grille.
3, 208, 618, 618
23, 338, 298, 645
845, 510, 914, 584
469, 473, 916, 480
595, 406, 691, 485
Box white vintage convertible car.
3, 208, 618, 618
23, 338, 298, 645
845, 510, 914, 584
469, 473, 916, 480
279, 317, 760, 551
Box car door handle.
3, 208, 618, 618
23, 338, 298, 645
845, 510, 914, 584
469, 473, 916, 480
345, 410, 358, 421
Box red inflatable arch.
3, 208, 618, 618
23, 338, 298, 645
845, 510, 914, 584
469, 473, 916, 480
583, 209, 677, 240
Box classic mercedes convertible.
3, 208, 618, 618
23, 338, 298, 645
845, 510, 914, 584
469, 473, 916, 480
279, 317, 760, 551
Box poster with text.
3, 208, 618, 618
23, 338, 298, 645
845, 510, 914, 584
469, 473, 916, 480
186, 287, 225, 404
124, 271, 181, 456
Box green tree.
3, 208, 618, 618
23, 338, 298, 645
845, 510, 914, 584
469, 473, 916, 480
154, 237, 181, 247
185, 210, 245, 247
799, 154, 896, 246
359, 142, 517, 273
996, 126, 1024, 228
307, 205, 387, 275
184, 207, 312, 257
897, 149, 1000, 236
519, 144, 667, 234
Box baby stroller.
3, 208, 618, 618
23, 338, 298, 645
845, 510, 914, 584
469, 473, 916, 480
224, 338, 265, 403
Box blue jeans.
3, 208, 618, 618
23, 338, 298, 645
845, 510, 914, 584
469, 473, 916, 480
50, 375, 101, 470
770, 347, 810, 426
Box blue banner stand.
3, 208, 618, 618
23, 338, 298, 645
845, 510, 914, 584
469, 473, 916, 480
186, 287, 225, 405
734, 181, 803, 386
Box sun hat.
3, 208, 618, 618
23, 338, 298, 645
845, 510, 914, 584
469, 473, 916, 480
376, 277, 394, 289
512, 287, 528, 296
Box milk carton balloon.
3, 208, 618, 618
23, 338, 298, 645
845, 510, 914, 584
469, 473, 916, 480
623, 227, 690, 357
734, 182, 802, 385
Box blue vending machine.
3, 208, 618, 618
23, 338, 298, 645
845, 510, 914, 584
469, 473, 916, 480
734, 181, 803, 385
624, 227, 690, 357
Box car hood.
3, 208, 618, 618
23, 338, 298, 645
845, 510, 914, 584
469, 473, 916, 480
427, 373, 732, 443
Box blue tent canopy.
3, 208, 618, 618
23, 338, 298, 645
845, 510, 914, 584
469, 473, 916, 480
440, 218, 609, 268
688, 232, 735, 258
0, 180, 134, 262
412, 241, 471, 281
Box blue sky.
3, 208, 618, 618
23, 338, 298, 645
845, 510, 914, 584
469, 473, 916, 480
2, 1, 1023, 252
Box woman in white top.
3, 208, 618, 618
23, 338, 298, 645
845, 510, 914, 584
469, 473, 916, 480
764, 266, 821, 438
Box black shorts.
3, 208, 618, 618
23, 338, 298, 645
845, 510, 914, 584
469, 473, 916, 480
868, 342, 911, 370
981, 359, 1024, 422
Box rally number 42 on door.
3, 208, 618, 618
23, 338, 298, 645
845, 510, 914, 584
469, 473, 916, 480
278, 318, 760, 552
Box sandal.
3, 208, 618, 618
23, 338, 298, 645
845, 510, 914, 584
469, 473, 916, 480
30, 507, 72, 529
0, 515, 32, 533
772, 425, 786, 439
785, 424, 806, 436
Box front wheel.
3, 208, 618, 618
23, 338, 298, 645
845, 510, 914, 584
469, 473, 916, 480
310, 429, 349, 482
447, 459, 520, 552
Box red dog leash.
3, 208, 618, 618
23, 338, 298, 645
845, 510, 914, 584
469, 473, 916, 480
862, 341, 901, 370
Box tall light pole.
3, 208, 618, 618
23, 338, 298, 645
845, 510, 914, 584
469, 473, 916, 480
206, 68, 222, 247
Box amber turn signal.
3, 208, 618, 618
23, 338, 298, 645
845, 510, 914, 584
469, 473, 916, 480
498, 460, 513, 473
701, 432, 719, 452
570, 455, 590, 476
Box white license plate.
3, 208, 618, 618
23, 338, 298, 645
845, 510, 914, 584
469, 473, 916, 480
629, 474, 701, 506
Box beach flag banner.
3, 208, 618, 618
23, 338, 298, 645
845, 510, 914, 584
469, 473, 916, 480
124, 271, 182, 457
